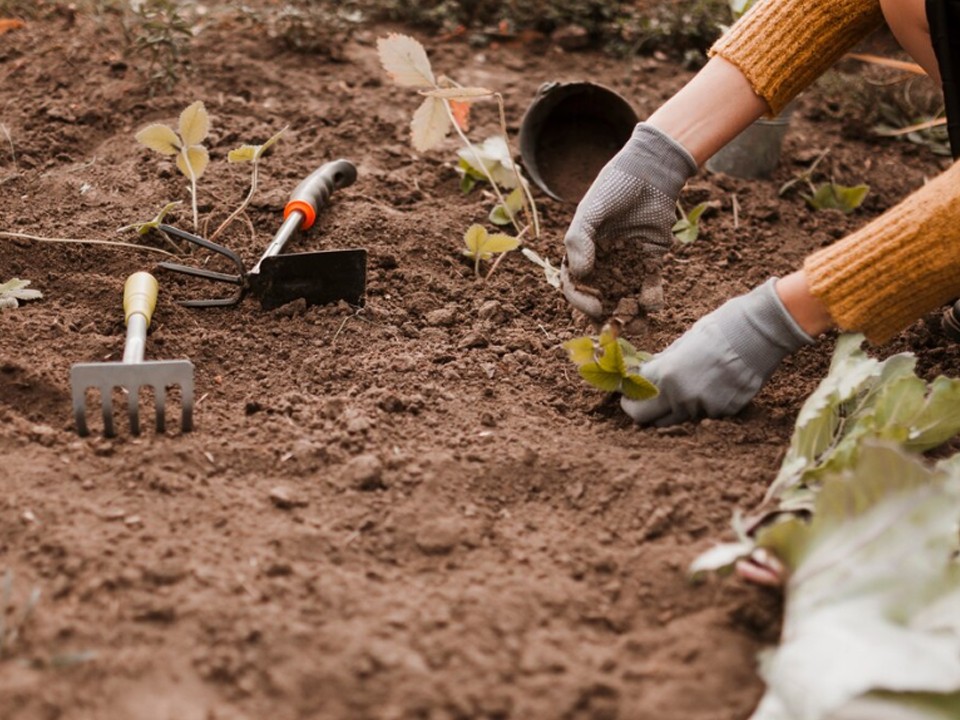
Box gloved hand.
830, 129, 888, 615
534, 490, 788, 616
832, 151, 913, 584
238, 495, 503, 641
621, 278, 814, 426
562, 122, 698, 319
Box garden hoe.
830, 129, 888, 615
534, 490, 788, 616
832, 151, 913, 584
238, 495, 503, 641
156, 159, 367, 309
70, 272, 194, 437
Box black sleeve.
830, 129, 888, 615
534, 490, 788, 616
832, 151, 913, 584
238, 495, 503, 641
928, 0, 960, 158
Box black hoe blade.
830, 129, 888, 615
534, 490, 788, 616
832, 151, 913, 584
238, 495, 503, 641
252, 249, 367, 310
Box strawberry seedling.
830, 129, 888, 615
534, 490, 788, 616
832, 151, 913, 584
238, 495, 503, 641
462, 224, 519, 280
564, 325, 658, 401
0, 277, 41, 309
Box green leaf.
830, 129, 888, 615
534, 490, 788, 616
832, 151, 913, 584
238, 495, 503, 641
753, 444, 960, 720
672, 202, 716, 244
804, 183, 869, 213
228, 145, 257, 163
596, 334, 625, 374
117, 201, 182, 235
462, 224, 519, 261
620, 373, 658, 401
135, 123, 180, 155
176, 145, 209, 181
178, 100, 210, 147
489, 187, 524, 226
563, 336, 596, 366
457, 135, 519, 189
578, 362, 623, 393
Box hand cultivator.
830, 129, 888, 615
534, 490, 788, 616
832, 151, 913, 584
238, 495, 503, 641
70, 272, 194, 437
157, 159, 367, 309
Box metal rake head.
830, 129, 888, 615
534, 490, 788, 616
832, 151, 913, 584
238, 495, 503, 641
70, 360, 194, 437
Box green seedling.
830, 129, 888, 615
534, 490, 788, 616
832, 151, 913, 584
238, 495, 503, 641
564, 326, 658, 401
0, 277, 41, 309
804, 182, 870, 213
377, 33, 540, 241
779, 149, 868, 214
136, 100, 210, 231
117, 200, 181, 236
672, 200, 719, 244
209, 125, 287, 242
462, 224, 519, 279
124, 0, 194, 94
0, 570, 41, 659
490, 187, 524, 226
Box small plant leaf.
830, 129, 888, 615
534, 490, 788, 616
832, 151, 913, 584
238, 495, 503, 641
411, 96, 451, 152
578, 362, 623, 393
621, 373, 658, 401
489, 187, 524, 226
462, 224, 519, 262
255, 126, 286, 159
377, 33, 436, 88
117, 201, 182, 235
450, 100, 471, 132
804, 183, 869, 213
135, 123, 180, 155
421, 87, 494, 100
0, 278, 42, 309
178, 100, 210, 147
564, 337, 596, 366
597, 335, 626, 375
457, 135, 519, 189
176, 145, 209, 181
672, 201, 718, 244
228, 145, 257, 163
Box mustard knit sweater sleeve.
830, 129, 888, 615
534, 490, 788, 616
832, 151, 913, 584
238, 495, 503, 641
804, 160, 960, 344
710, 0, 884, 114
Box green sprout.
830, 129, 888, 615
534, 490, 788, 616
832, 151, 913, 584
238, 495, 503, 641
672, 200, 719, 244
564, 325, 658, 400
462, 224, 519, 279
779, 149, 869, 214
135, 100, 210, 231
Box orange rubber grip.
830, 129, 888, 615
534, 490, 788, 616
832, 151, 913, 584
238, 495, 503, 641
284, 200, 316, 230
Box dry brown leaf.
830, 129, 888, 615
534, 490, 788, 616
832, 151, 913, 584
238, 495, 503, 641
450, 100, 471, 132
0, 19, 25, 35
845, 52, 927, 76
410, 96, 450, 152
377, 33, 436, 88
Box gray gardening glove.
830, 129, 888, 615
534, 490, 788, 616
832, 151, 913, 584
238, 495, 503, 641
621, 278, 814, 426
562, 122, 698, 318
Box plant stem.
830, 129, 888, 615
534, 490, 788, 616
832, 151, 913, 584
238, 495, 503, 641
494, 93, 540, 240
209, 159, 259, 243
0, 231, 176, 257
181, 147, 199, 231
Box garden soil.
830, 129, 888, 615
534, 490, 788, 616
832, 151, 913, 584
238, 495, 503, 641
1, 7, 958, 720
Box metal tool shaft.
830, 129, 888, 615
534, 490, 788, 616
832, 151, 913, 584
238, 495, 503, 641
249, 210, 303, 276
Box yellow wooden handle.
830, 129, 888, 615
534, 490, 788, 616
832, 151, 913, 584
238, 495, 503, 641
123, 271, 158, 326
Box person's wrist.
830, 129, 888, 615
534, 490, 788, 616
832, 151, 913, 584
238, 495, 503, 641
775, 271, 835, 337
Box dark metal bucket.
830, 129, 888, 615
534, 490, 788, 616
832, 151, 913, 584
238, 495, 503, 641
519, 81, 639, 203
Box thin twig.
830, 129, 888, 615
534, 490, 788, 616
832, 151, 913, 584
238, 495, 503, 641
0, 231, 176, 257
0, 123, 17, 170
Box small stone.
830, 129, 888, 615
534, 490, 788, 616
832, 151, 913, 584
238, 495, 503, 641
269, 485, 308, 510
415, 517, 463, 555
425, 307, 457, 327
551, 24, 590, 51
341, 453, 385, 491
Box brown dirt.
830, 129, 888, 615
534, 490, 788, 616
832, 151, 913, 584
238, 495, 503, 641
1, 8, 957, 720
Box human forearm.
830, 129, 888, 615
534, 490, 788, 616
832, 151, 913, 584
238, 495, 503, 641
711, 0, 885, 115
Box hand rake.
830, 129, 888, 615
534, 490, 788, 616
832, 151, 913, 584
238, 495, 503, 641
70, 272, 194, 437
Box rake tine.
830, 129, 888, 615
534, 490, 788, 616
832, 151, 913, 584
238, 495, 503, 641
155, 385, 166, 434
181, 378, 194, 433
72, 386, 89, 437
128, 385, 141, 436
101, 384, 115, 438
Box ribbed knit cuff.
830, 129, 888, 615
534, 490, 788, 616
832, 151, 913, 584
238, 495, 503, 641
805, 160, 960, 344
613, 123, 698, 198
709, 0, 884, 115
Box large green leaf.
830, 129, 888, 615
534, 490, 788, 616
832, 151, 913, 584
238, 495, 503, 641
752, 444, 960, 720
